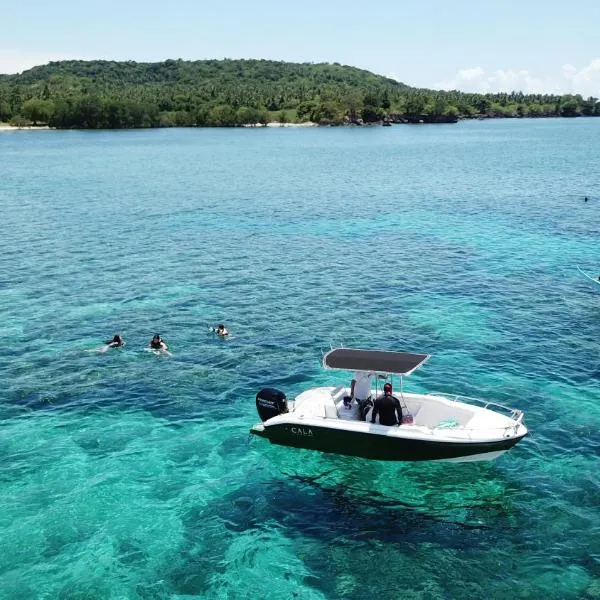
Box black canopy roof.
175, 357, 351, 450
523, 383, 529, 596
323, 348, 429, 375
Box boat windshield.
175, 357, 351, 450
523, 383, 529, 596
323, 348, 429, 375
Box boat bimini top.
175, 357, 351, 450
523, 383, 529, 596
323, 348, 430, 376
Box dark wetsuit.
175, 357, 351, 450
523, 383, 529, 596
371, 394, 402, 426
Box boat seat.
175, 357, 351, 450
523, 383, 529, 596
412, 402, 473, 428
324, 394, 338, 419
331, 386, 347, 403
331, 386, 347, 418
294, 388, 339, 419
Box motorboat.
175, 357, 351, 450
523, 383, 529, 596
251, 348, 528, 462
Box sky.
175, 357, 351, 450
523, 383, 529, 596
1, 0, 599, 96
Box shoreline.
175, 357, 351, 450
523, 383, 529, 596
0, 124, 50, 131
1, 115, 598, 132
0, 123, 317, 132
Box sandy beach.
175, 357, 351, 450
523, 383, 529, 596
265, 121, 316, 127
248, 121, 317, 128
0, 123, 315, 131
0, 124, 50, 131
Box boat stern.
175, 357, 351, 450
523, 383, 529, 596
250, 422, 267, 438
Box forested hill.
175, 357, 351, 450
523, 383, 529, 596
0, 59, 409, 128
0, 58, 598, 128
1, 58, 409, 89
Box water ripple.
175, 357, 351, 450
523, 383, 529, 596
1, 121, 600, 599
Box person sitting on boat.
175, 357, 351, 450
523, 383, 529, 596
350, 371, 374, 419
371, 382, 402, 426
149, 334, 168, 351
214, 323, 229, 337
105, 334, 125, 349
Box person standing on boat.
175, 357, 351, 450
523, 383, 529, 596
371, 382, 402, 426
350, 371, 374, 420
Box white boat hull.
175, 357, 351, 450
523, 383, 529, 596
251, 387, 527, 462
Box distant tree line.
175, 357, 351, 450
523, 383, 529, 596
0, 59, 598, 129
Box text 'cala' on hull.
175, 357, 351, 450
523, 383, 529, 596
252, 421, 525, 461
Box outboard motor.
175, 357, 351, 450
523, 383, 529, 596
256, 388, 287, 422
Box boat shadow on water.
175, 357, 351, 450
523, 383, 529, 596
169, 450, 535, 597
168, 466, 524, 597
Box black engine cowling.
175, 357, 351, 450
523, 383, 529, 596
256, 388, 287, 422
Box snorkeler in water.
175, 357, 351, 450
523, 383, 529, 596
95, 334, 125, 353
105, 334, 125, 348
149, 333, 169, 351
213, 323, 229, 337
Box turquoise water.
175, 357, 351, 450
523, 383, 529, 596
1, 119, 599, 599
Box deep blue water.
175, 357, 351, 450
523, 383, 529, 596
1, 119, 599, 599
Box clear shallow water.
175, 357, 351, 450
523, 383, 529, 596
1, 119, 599, 599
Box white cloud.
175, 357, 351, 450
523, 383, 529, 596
435, 59, 600, 97
454, 67, 485, 83
563, 58, 600, 96
0, 49, 85, 75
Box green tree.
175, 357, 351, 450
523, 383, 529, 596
49, 99, 74, 128
361, 104, 383, 122
77, 96, 103, 128
430, 96, 448, 116
0, 100, 11, 121
341, 90, 363, 120
311, 101, 343, 124
560, 97, 580, 117
443, 105, 459, 119
380, 89, 390, 109
236, 106, 261, 125
208, 104, 237, 126
256, 108, 269, 126
21, 99, 54, 125
489, 102, 508, 117
296, 101, 317, 121
9, 114, 29, 127
103, 100, 123, 128
195, 106, 210, 126
581, 97, 598, 116
159, 111, 177, 127
174, 110, 193, 126
404, 95, 426, 118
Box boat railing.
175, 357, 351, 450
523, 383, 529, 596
421, 423, 522, 439
426, 392, 524, 423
